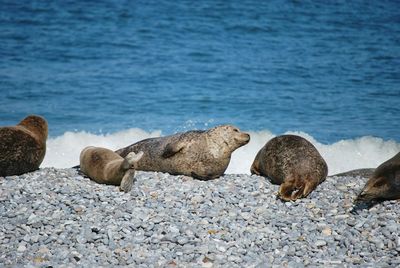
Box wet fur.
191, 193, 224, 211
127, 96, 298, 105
251, 135, 328, 201
0, 115, 48, 177
115, 125, 250, 180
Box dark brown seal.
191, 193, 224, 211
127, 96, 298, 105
251, 134, 328, 201
115, 125, 250, 180
80, 146, 143, 192
356, 152, 400, 202
0, 115, 48, 177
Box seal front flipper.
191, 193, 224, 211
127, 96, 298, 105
162, 142, 186, 158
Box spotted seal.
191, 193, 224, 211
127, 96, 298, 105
115, 125, 250, 180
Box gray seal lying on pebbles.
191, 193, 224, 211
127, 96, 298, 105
115, 125, 250, 180
251, 134, 328, 201
80, 146, 143, 192
356, 152, 400, 202
0, 115, 48, 177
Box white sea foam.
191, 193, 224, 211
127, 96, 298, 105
43, 128, 400, 176
42, 128, 162, 168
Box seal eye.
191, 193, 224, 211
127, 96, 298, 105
373, 177, 386, 188
233, 128, 239, 132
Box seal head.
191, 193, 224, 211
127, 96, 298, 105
356, 152, 400, 202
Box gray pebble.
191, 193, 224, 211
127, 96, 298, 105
0, 168, 398, 267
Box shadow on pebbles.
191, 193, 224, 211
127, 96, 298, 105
0, 168, 399, 267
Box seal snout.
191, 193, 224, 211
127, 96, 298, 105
243, 132, 250, 141
235, 132, 250, 145
355, 185, 381, 203
355, 191, 369, 202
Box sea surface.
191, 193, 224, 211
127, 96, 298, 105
1, 0, 399, 173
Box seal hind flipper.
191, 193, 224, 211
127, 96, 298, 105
278, 176, 313, 201
162, 142, 185, 158
119, 169, 136, 192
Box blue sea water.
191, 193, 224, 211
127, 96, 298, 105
1, 1, 400, 173
1, 0, 399, 142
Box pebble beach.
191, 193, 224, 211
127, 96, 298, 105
0, 168, 399, 267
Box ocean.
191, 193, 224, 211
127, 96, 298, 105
1, 0, 399, 174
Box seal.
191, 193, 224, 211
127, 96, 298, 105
79, 146, 144, 192
356, 152, 400, 202
332, 168, 375, 178
0, 115, 48, 177
251, 134, 328, 201
115, 125, 250, 180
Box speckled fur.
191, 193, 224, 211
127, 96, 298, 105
251, 135, 328, 201
115, 125, 250, 180
357, 152, 400, 202
0, 115, 48, 177
79, 146, 143, 192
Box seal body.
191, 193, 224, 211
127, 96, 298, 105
80, 146, 143, 192
332, 168, 375, 178
251, 135, 328, 201
0, 115, 48, 177
115, 125, 250, 180
356, 152, 400, 202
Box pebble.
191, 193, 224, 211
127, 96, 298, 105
315, 240, 327, 247
322, 227, 332, 236
0, 168, 398, 267
17, 244, 27, 252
